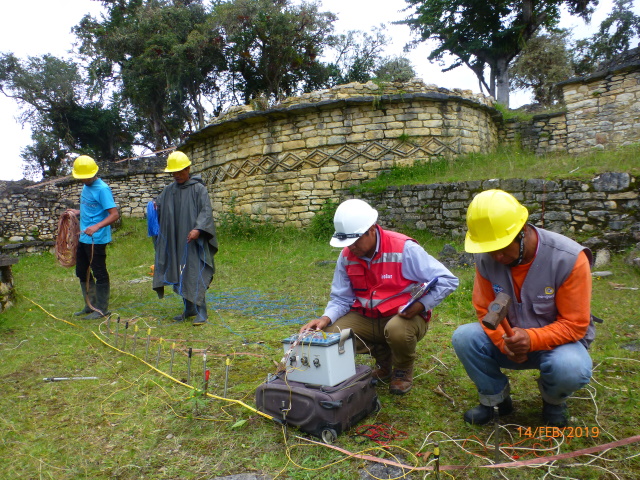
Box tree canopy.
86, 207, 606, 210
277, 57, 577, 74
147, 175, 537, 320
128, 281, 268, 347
0, 53, 133, 177
402, 0, 597, 105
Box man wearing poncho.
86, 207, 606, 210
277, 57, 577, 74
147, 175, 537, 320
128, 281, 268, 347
152, 151, 218, 325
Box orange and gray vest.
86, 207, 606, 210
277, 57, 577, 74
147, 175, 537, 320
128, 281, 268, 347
476, 226, 596, 347
343, 227, 420, 318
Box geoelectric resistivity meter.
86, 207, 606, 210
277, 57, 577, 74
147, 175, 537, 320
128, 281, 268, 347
400, 277, 439, 314
281, 330, 356, 386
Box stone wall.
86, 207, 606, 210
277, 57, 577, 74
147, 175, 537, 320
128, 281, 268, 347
178, 80, 500, 227
359, 172, 640, 251
504, 51, 640, 154
1, 61, 639, 254
0, 157, 168, 253
562, 63, 640, 153
503, 112, 568, 155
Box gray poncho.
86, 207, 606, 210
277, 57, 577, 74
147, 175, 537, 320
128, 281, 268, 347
152, 175, 218, 306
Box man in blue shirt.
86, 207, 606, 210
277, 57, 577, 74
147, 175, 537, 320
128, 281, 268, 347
72, 156, 119, 320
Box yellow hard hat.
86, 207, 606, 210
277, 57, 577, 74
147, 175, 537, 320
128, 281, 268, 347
465, 189, 529, 253
72, 155, 99, 179
165, 151, 192, 172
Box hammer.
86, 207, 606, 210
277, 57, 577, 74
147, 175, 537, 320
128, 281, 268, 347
482, 292, 515, 337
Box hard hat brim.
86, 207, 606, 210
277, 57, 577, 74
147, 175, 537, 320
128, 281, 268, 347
330, 236, 359, 248
164, 166, 190, 173
465, 232, 516, 253
72, 170, 98, 179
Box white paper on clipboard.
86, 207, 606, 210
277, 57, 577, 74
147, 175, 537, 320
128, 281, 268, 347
400, 277, 439, 314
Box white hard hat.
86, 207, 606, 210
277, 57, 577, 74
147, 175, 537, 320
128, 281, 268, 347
330, 199, 378, 248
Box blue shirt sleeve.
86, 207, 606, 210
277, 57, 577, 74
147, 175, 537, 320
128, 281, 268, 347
322, 240, 459, 322
400, 240, 459, 312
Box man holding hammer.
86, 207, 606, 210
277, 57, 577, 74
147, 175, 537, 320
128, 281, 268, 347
452, 190, 597, 427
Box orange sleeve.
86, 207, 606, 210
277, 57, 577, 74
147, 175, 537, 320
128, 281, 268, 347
472, 268, 508, 353
526, 251, 592, 351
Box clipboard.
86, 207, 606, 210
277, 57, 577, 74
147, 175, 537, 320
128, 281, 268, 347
400, 277, 439, 314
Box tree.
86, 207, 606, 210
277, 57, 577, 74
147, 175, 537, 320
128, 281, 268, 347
325, 27, 390, 85
573, 0, 640, 75
402, 0, 597, 106
215, 0, 336, 104
75, 0, 227, 150
510, 30, 574, 107
374, 56, 417, 83
0, 53, 133, 178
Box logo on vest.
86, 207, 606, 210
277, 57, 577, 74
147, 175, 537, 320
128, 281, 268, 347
537, 286, 556, 300
381, 274, 393, 279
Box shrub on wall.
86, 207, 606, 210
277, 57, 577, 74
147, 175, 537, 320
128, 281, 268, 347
308, 198, 339, 240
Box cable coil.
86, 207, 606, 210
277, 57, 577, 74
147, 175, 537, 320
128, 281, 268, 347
55, 209, 80, 267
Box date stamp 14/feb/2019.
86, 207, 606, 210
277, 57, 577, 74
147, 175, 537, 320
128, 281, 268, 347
518, 426, 600, 439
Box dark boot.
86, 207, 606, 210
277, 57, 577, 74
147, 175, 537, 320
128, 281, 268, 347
173, 299, 199, 322
191, 302, 208, 326
463, 396, 513, 425
372, 362, 392, 382
389, 366, 414, 395
542, 400, 568, 427
74, 280, 95, 316
85, 283, 110, 320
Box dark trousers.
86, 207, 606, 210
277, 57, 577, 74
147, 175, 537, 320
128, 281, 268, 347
75, 242, 109, 285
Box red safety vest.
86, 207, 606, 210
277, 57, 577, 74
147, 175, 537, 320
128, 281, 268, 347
343, 227, 417, 317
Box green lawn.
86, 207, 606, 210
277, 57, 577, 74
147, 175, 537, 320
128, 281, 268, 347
1, 215, 638, 479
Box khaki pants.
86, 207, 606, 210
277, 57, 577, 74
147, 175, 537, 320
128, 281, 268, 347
325, 311, 429, 370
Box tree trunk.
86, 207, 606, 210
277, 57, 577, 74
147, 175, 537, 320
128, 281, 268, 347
495, 57, 510, 106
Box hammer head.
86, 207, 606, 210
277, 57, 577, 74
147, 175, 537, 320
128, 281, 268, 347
482, 292, 512, 330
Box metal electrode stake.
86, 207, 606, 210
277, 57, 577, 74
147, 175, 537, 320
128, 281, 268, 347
132, 324, 139, 356
433, 442, 440, 480
202, 351, 208, 399
204, 369, 210, 401
43, 377, 98, 382
155, 339, 163, 368
115, 317, 121, 349
123, 321, 129, 351
223, 355, 230, 398
186, 348, 192, 385
494, 406, 500, 463
145, 328, 151, 362
202, 351, 207, 382
169, 343, 176, 376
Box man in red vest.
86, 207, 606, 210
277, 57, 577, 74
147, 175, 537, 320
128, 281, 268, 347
300, 199, 459, 395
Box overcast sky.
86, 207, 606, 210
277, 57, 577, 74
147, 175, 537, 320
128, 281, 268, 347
0, 0, 630, 181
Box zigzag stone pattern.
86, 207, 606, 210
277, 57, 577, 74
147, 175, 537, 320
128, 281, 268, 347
201, 138, 458, 185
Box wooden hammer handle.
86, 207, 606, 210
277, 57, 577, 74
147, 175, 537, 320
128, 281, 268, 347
500, 318, 515, 337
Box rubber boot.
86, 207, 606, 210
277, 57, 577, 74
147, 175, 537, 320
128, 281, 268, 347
173, 298, 198, 322
542, 400, 568, 427
463, 396, 514, 425
74, 280, 96, 316
85, 283, 110, 320
191, 301, 208, 326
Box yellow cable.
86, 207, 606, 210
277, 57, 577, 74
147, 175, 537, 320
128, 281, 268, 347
90, 331, 276, 421
24, 294, 277, 423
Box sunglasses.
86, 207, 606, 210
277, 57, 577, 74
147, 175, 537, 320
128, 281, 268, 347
332, 232, 364, 241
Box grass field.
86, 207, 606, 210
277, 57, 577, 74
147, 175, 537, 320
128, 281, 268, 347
2, 145, 640, 479
1, 210, 639, 480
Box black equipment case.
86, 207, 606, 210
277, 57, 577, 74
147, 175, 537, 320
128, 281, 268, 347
255, 364, 381, 443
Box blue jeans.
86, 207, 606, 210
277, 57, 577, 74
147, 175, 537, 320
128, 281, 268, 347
452, 323, 592, 406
